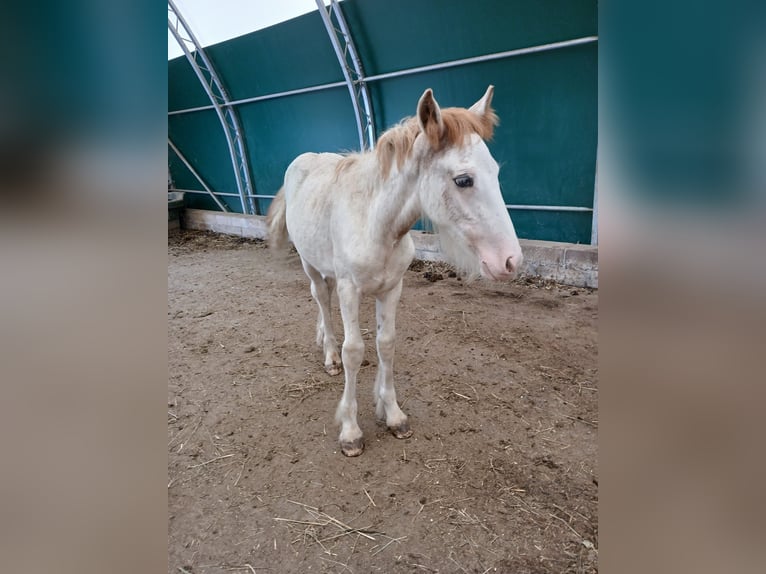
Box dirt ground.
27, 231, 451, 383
168, 230, 598, 574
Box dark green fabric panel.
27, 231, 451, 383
495, 44, 597, 209
168, 11, 342, 110
341, 0, 597, 76
237, 86, 359, 214
205, 11, 343, 101
168, 56, 211, 112
509, 209, 593, 245
168, 144, 242, 213
168, 111, 240, 208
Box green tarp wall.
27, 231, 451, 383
168, 0, 597, 243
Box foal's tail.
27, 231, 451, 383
266, 187, 289, 250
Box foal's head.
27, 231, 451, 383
392, 86, 524, 280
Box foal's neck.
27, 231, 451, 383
369, 165, 422, 244
372, 172, 421, 242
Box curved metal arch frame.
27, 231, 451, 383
168, 138, 229, 213
168, 0, 258, 214
315, 0, 376, 151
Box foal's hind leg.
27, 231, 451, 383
374, 279, 412, 439
301, 261, 341, 375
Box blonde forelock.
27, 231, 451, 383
375, 106, 498, 179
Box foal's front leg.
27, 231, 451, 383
335, 279, 365, 456
374, 279, 412, 438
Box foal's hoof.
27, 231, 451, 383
325, 362, 342, 376
340, 437, 364, 457
389, 421, 413, 439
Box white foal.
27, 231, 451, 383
268, 86, 523, 456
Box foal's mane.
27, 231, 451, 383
376, 107, 498, 178
333, 106, 498, 181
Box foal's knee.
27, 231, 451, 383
342, 338, 364, 367
376, 332, 395, 357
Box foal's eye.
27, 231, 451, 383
453, 174, 474, 188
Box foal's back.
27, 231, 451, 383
282, 151, 386, 282
283, 152, 343, 276
284, 151, 343, 221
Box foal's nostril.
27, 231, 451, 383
505, 256, 515, 273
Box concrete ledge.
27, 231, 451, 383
183, 209, 269, 238
181, 209, 598, 288
518, 239, 598, 288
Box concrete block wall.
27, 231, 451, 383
181, 209, 598, 288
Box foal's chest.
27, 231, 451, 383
355, 238, 414, 295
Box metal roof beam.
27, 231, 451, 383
167, 0, 258, 214
315, 0, 376, 151
168, 36, 598, 118
363, 36, 598, 82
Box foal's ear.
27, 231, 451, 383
417, 88, 444, 148
469, 85, 495, 117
